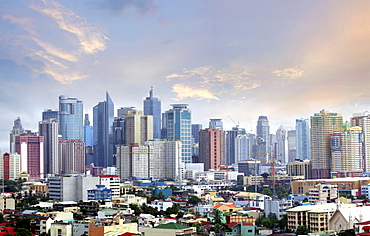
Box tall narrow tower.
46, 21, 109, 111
59, 95, 83, 141
39, 118, 59, 175
310, 110, 343, 179
256, 116, 270, 159
351, 112, 370, 171
10, 117, 24, 153
296, 118, 310, 160
143, 87, 161, 139
93, 92, 114, 167
165, 104, 192, 163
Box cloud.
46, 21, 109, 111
272, 68, 303, 80
91, 0, 158, 16
171, 84, 219, 101
30, 0, 109, 54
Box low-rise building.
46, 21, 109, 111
143, 222, 195, 236
309, 184, 337, 204
50, 221, 72, 236
87, 185, 112, 201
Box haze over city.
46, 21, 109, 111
0, 0, 369, 152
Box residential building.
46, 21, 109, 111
235, 134, 254, 162
0, 153, 20, 180
286, 159, 312, 180
72, 221, 91, 236
308, 184, 338, 204
351, 112, 370, 171
296, 118, 310, 160
48, 175, 99, 201
165, 104, 192, 163
225, 223, 255, 236
0, 197, 15, 210
125, 110, 153, 145
58, 140, 85, 174
331, 126, 363, 174
50, 222, 72, 236
199, 128, 225, 171
93, 92, 114, 167
264, 199, 293, 219
144, 87, 161, 139
143, 222, 195, 236
15, 135, 44, 179
87, 185, 112, 201
191, 124, 202, 144
274, 125, 288, 164
225, 128, 239, 165
209, 118, 223, 130
256, 116, 270, 158
99, 175, 120, 198
116, 144, 151, 179
148, 200, 173, 211
39, 118, 59, 175
287, 130, 297, 163
311, 110, 343, 179
59, 95, 83, 141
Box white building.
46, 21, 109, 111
148, 200, 174, 211
48, 175, 99, 201
50, 222, 72, 236
309, 184, 338, 204
264, 199, 293, 219
99, 175, 120, 198
351, 112, 370, 172
0, 152, 20, 180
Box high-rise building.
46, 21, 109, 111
209, 119, 223, 130
287, 130, 297, 163
143, 87, 161, 139
39, 118, 59, 175
235, 134, 254, 162
59, 140, 85, 174
191, 124, 202, 144
15, 136, 44, 179
59, 95, 83, 141
9, 117, 24, 153
256, 116, 270, 156
93, 92, 114, 167
83, 114, 93, 166
42, 109, 59, 121
165, 104, 192, 163
117, 107, 135, 117
296, 118, 311, 160
198, 128, 225, 171
116, 144, 150, 179
124, 110, 153, 145
0, 153, 20, 180
310, 110, 343, 179
286, 159, 311, 180
225, 127, 239, 165
274, 125, 288, 164
330, 127, 363, 173
351, 112, 370, 171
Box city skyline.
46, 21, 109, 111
0, 1, 369, 152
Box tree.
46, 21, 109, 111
15, 228, 32, 236
338, 229, 355, 236
187, 195, 202, 205
176, 211, 184, 219
262, 218, 273, 229
357, 194, 368, 200
129, 204, 141, 216
295, 225, 310, 235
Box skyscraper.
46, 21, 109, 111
83, 114, 93, 166
93, 92, 114, 167
198, 128, 225, 171
256, 116, 270, 157
310, 110, 343, 179
287, 130, 297, 163
59, 140, 85, 174
0, 153, 20, 180
59, 95, 83, 141
39, 118, 59, 175
165, 104, 192, 163
209, 119, 223, 130
143, 87, 161, 139
124, 110, 153, 145
274, 125, 288, 164
225, 128, 239, 165
15, 136, 44, 179
296, 118, 310, 160
191, 124, 202, 143
9, 117, 24, 153
42, 109, 59, 121
351, 112, 370, 171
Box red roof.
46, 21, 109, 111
356, 221, 370, 225
214, 204, 237, 209
227, 222, 239, 228
242, 223, 254, 226
99, 175, 119, 178
0, 226, 15, 236
120, 233, 136, 236
363, 226, 370, 230
358, 233, 370, 236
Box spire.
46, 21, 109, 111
84, 114, 90, 126
149, 86, 153, 98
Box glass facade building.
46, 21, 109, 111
165, 104, 192, 163
59, 95, 83, 141
296, 118, 311, 160
143, 87, 161, 139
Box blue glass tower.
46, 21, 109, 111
42, 109, 59, 121
84, 114, 93, 147
59, 95, 83, 141
191, 124, 202, 143
165, 104, 192, 163
143, 87, 161, 139
296, 118, 311, 160
93, 92, 114, 167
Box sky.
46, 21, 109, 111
0, 0, 369, 152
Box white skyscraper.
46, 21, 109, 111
351, 112, 370, 172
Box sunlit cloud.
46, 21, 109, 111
272, 68, 303, 80
171, 84, 219, 101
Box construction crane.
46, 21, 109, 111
228, 115, 239, 130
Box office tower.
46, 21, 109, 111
310, 110, 343, 179
331, 127, 363, 173
84, 114, 93, 165
209, 119, 223, 130
165, 104, 192, 163
235, 134, 253, 162
287, 130, 297, 163
116, 144, 150, 179
225, 127, 240, 165
59, 95, 83, 141
0, 153, 20, 180
274, 125, 288, 164
161, 113, 168, 139
198, 128, 225, 171
42, 109, 59, 121
191, 124, 202, 143
256, 116, 270, 156
351, 112, 370, 171
143, 87, 161, 139
113, 116, 125, 146
145, 140, 182, 180
93, 92, 114, 167
15, 136, 44, 179
296, 118, 311, 160
124, 110, 153, 145
9, 117, 24, 153
117, 107, 135, 117
59, 140, 85, 174
39, 118, 59, 175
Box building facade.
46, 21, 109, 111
39, 118, 59, 176
351, 112, 370, 172
0, 153, 20, 180
199, 128, 225, 171
15, 136, 44, 179
59, 95, 83, 141
143, 87, 161, 139
125, 110, 153, 146
296, 118, 311, 160
58, 140, 85, 174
